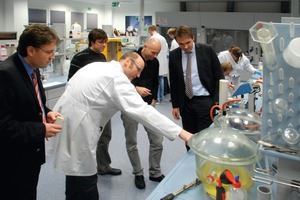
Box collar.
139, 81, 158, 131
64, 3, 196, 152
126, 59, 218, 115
18, 54, 34, 77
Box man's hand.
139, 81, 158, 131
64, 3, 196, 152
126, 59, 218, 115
136, 86, 152, 97
46, 111, 64, 124
172, 108, 181, 120
44, 123, 63, 139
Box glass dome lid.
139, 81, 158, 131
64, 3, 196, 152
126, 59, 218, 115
189, 126, 258, 166
225, 108, 262, 133
214, 108, 262, 134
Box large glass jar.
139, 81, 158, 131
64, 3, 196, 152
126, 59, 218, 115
189, 126, 258, 198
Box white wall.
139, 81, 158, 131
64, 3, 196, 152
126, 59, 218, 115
0, 0, 296, 42
12, 0, 28, 38
0, 0, 28, 38
28, 0, 106, 37
0, 0, 4, 31
26, 0, 179, 37
110, 1, 180, 33
156, 11, 290, 39
186, 2, 282, 13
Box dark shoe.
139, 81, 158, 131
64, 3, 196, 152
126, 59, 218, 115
98, 167, 122, 176
135, 175, 145, 189
149, 174, 165, 182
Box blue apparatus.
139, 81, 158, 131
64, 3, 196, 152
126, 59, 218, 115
250, 21, 300, 200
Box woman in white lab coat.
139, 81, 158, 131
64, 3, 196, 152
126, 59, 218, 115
218, 45, 262, 87
167, 27, 179, 51
50, 52, 192, 200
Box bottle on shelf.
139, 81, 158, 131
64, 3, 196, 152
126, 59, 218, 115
71, 22, 81, 39
11, 44, 16, 54
0, 44, 8, 61
5, 43, 10, 56
69, 30, 73, 38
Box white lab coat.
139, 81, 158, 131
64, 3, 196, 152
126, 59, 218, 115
50, 60, 182, 176
170, 39, 179, 51
218, 50, 256, 86
151, 33, 169, 76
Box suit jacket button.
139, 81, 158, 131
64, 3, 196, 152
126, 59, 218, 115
39, 112, 42, 116
36, 148, 40, 152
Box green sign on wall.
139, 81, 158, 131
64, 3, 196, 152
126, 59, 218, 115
112, 2, 120, 7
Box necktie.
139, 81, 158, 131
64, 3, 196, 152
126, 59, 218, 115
31, 70, 46, 122
185, 52, 193, 99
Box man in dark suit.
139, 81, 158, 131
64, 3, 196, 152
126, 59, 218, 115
0, 24, 63, 200
169, 25, 224, 150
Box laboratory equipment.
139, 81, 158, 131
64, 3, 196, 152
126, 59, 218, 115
160, 178, 201, 200
73, 38, 122, 62
228, 176, 248, 200
283, 37, 300, 69
0, 44, 8, 61
189, 126, 259, 198
71, 22, 82, 39
257, 185, 272, 200
249, 20, 300, 199
213, 81, 263, 142
249, 22, 278, 71
102, 38, 122, 61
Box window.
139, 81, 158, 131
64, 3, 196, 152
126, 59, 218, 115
50, 10, 65, 25
206, 29, 249, 54
28, 9, 46, 24
71, 12, 84, 29
87, 13, 98, 31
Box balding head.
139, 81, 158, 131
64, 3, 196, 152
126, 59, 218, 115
142, 37, 161, 61
145, 37, 161, 50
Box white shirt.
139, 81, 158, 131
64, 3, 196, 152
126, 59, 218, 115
151, 33, 169, 75
49, 60, 181, 176
170, 39, 179, 51
181, 44, 209, 96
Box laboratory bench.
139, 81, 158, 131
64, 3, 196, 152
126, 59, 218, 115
43, 74, 67, 110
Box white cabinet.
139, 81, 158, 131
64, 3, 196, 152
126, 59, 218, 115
43, 38, 66, 76
43, 23, 67, 76
45, 86, 65, 110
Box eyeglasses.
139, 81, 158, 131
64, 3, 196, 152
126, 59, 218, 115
36, 47, 56, 56
130, 58, 143, 73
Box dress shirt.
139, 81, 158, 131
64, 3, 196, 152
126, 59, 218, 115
181, 44, 210, 96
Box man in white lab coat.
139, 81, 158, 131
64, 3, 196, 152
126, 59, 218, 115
50, 52, 192, 199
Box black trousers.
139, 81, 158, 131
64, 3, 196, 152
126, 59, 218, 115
65, 174, 99, 200
181, 96, 214, 150
164, 76, 170, 95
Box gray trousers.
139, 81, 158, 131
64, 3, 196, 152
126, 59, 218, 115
121, 111, 164, 177
96, 119, 112, 172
